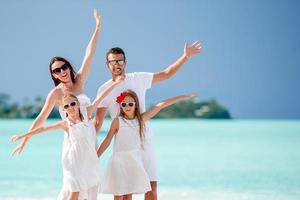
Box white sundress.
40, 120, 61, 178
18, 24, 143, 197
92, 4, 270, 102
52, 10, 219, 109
101, 117, 151, 196
57, 94, 99, 200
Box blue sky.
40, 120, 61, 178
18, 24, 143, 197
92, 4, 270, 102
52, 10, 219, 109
0, 0, 299, 118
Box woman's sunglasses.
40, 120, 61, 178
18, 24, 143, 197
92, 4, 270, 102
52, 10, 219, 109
120, 102, 135, 108
63, 101, 77, 109
52, 63, 69, 74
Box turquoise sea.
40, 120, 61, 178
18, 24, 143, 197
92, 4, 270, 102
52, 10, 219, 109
0, 119, 300, 200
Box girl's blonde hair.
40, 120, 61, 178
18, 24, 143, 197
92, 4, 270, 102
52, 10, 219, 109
62, 94, 84, 121
119, 89, 145, 142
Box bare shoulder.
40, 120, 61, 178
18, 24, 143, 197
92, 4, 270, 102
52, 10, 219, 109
49, 87, 63, 98
45, 87, 63, 105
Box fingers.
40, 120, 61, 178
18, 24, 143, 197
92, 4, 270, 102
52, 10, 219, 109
94, 9, 98, 18
12, 147, 21, 156
11, 136, 18, 142
184, 41, 202, 57
184, 42, 188, 50
191, 41, 200, 46
94, 9, 101, 19
191, 41, 202, 50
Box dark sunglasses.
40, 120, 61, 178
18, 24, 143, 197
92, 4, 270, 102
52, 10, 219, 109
63, 101, 77, 109
52, 63, 69, 74
121, 102, 135, 108
108, 60, 125, 66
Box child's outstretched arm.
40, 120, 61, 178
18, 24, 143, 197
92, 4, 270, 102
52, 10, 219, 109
87, 76, 124, 116
11, 121, 67, 155
142, 93, 196, 122
97, 118, 119, 157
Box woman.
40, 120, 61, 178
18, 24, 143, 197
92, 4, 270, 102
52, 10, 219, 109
12, 9, 101, 200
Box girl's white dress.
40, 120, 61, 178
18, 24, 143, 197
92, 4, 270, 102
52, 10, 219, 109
57, 94, 99, 200
101, 117, 151, 195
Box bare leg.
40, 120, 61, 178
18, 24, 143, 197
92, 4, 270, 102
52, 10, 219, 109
123, 194, 132, 200
68, 191, 79, 200
144, 181, 157, 200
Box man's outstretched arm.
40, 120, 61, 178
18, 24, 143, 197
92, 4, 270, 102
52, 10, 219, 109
152, 41, 202, 84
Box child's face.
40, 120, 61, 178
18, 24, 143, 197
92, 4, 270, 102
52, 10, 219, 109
120, 96, 136, 116
63, 97, 80, 116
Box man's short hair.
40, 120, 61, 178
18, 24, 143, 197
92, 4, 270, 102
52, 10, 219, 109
106, 47, 126, 61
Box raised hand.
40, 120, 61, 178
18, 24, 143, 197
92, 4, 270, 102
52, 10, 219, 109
94, 9, 101, 29
184, 41, 202, 59
115, 75, 125, 83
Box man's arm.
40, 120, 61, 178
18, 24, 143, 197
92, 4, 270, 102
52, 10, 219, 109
152, 41, 202, 84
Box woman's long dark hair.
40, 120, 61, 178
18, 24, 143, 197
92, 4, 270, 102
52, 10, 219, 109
49, 56, 76, 86
119, 89, 145, 142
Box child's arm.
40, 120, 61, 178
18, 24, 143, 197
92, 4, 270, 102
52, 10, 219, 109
87, 76, 124, 116
141, 93, 196, 122
97, 118, 119, 157
11, 121, 67, 155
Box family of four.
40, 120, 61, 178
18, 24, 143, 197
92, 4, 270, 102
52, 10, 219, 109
11, 9, 201, 200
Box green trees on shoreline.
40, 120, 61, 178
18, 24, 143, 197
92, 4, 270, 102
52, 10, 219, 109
0, 94, 61, 118
0, 93, 231, 119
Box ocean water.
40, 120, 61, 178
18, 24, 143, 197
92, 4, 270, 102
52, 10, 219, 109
0, 119, 300, 200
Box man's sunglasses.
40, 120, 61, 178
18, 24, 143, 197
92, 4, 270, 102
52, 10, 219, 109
108, 60, 125, 66
120, 102, 135, 108
52, 63, 69, 74
63, 101, 77, 109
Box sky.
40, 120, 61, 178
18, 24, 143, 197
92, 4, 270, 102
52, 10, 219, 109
0, 0, 299, 119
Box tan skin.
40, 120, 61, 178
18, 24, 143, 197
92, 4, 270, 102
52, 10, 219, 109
11, 77, 123, 200
12, 9, 101, 156
94, 41, 201, 200
97, 93, 196, 200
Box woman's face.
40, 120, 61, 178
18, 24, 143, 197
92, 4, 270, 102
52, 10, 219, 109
120, 95, 136, 116
51, 61, 71, 83
63, 96, 80, 117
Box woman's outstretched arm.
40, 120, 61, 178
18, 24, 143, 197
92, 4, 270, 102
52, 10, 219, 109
11, 89, 59, 155
77, 9, 101, 85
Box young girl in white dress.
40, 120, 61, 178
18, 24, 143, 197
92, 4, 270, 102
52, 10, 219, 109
97, 89, 196, 200
11, 78, 123, 200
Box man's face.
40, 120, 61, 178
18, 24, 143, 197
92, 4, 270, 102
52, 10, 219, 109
106, 53, 126, 76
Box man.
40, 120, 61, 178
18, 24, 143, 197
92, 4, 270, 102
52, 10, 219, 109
95, 41, 201, 200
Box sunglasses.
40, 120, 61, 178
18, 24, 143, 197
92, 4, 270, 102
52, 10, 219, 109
120, 102, 135, 108
52, 63, 69, 74
63, 101, 77, 109
108, 60, 125, 66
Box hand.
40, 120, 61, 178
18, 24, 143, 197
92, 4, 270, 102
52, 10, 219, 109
115, 75, 125, 83
11, 135, 23, 142
184, 92, 197, 100
12, 142, 25, 156
184, 41, 202, 59
94, 9, 101, 29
